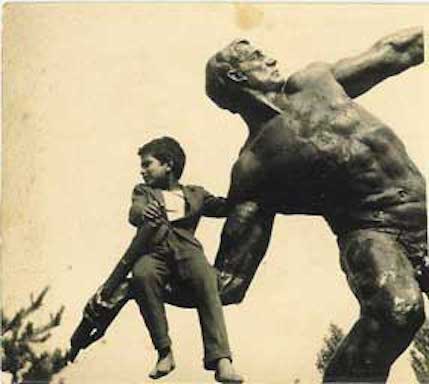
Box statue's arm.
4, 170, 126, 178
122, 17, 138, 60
332, 27, 424, 98
215, 201, 275, 305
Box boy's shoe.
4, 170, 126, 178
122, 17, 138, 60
149, 351, 175, 380
214, 358, 244, 383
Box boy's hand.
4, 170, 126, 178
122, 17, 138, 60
143, 200, 165, 226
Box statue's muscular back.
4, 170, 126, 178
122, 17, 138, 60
231, 63, 426, 235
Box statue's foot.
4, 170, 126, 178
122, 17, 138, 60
214, 358, 244, 383
149, 350, 175, 380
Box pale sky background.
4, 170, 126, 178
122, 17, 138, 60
2, 3, 429, 383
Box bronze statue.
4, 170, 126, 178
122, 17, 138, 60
206, 27, 427, 383
69, 27, 427, 383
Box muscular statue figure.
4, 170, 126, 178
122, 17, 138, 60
206, 27, 427, 382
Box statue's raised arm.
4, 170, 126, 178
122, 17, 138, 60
332, 26, 424, 98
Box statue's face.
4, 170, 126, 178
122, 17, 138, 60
231, 42, 285, 92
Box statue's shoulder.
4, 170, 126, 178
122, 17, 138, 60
286, 62, 333, 91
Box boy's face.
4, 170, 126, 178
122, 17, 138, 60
140, 154, 171, 188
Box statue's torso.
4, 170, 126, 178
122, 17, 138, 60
232, 63, 426, 233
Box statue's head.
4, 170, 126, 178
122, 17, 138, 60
206, 39, 285, 113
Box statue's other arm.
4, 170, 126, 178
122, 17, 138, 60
215, 201, 275, 305
332, 27, 423, 98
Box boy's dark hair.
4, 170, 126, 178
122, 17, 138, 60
138, 137, 186, 179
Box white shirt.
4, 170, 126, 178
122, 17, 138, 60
162, 189, 185, 222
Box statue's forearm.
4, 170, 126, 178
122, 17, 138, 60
333, 27, 424, 98
223, 219, 273, 280
374, 26, 423, 68
214, 202, 274, 303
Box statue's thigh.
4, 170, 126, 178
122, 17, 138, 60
339, 230, 422, 316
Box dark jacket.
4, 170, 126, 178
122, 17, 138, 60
128, 183, 230, 275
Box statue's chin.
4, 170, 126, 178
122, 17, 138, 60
260, 77, 286, 93
273, 78, 286, 92
242, 88, 283, 115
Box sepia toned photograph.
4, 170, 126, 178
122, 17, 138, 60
2, 3, 428, 383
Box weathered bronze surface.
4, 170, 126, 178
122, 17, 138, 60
206, 27, 427, 382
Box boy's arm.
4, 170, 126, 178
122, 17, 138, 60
128, 184, 168, 242
128, 184, 165, 227
128, 184, 149, 227
91, 185, 165, 305
200, 187, 233, 218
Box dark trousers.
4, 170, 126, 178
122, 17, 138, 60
131, 249, 232, 368
324, 229, 426, 383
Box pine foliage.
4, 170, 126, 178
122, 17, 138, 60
411, 321, 429, 384
1, 287, 68, 384
316, 323, 345, 374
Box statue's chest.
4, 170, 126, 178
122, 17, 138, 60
287, 80, 357, 130
244, 100, 376, 191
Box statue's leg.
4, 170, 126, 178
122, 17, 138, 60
324, 229, 425, 383
131, 251, 172, 351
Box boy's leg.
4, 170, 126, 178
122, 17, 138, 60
184, 255, 242, 382
131, 252, 173, 359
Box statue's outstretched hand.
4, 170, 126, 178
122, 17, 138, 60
218, 271, 247, 305
85, 286, 116, 320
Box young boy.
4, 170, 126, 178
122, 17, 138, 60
128, 136, 243, 383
